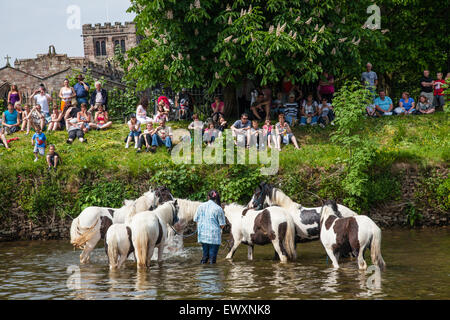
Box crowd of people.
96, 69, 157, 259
1, 65, 448, 167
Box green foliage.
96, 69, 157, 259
331, 81, 378, 212
405, 202, 422, 227
126, 0, 383, 93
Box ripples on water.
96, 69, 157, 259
0, 228, 449, 300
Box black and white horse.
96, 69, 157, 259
247, 182, 358, 243
320, 200, 386, 270
224, 203, 297, 263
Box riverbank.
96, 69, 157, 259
0, 113, 448, 241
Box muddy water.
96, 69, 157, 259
0, 228, 449, 300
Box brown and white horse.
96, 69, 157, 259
247, 183, 358, 243
224, 203, 297, 263
320, 200, 386, 270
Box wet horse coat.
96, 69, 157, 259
224, 204, 296, 263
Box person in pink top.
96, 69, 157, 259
211, 96, 224, 123
317, 71, 335, 103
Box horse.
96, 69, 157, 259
131, 200, 180, 269
247, 182, 358, 243
319, 200, 386, 270
224, 203, 297, 263
70, 188, 159, 264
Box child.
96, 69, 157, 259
283, 93, 299, 126
154, 102, 169, 123
0, 128, 10, 149
48, 106, 61, 131
433, 72, 446, 111
179, 98, 188, 120
417, 95, 435, 114
318, 97, 335, 128
203, 122, 218, 145
300, 94, 319, 126
32, 126, 47, 162
137, 122, 156, 153
262, 119, 275, 149
21, 104, 32, 134
14, 102, 23, 127
46, 144, 60, 172
247, 120, 263, 149
126, 113, 141, 149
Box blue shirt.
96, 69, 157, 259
194, 200, 226, 245
361, 71, 378, 87
3, 110, 18, 125
32, 132, 46, 148
232, 120, 251, 129
374, 96, 393, 112
74, 82, 90, 98
399, 98, 415, 111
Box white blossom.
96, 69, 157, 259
178, 52, 183, 60
226, 4, 231, 12
381, 29, 390, 34
215, 72, 220, 79
338, 37, 347, 43
233, 38, 238, 43
319, 25, 325, 33
341, 17, 345, 24
224, 35, 233, 43
228, 16, 232, 25
269, 25, 274, 34
194, 0, 201, 9
201, 56, 206, 61
314, 24, 319, 31
164, 65, 169, 70
167, 10, 173, 20
295, 16, 301, 23
305, 17, 312, 25
312, 34, 317, 43
331, 48, 336, 55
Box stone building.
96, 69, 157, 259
0, 22, 137, 104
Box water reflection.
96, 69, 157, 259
196, 266, 224, 298
321, 269, 339, 294
225, 262, 257, 295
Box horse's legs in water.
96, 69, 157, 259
225, 236, 240, 259
357, 243, 368, 270
272, 240, 288, 263
80, 233, 101, 264
157, 241, 165, 262
146, 244, 155, 268
325, 246, 340, 269
273, 251, 280, 261
247, 245, 254, 260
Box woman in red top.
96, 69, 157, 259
317, 71, 335, 103
90, 104, 112, 130
211, 96, 225, 123
433, 72, 446, 111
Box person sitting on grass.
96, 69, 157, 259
203, 122, 219, 145
374, 90, 394, 116
136, 122, 156, 153
66, 118, 87, 144
90, 104, 112, 130
15, 102, 23, 126
211, 96, 225, 124
416, 95, 435, 115
32, 126, 46, 162
263, 119, 276, 149
231, 113, 251, 146
2, 103, 20, 134
21, 104, 32, 135
46, 144, 60, 172
48, 106, 62, 131
217, 115, 227, 136
394, 92, 416, 115
247, 120, 263, 149
271, 92, 284, 118
77, 103, 91, 133
300, 94, 319, 126
154, 101, 169, 123
188, 113, 204, 139
150, 118, 172, 153
0, 128, 10, 149
283, 93, 299, 126
250, 93, 267, 121
126, 113, 141, 149
318, 97, 335, 128
30, 104, 46, 131
275, 113, 300, 150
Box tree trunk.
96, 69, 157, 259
223, 84, 237, 119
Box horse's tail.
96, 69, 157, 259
283, 211, 297, 261
370, 225, 386, 271
106, 230, 119, 269
70, 215, 100, 249
133, 224, 149, 269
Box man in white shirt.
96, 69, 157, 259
30, 86, 53, 122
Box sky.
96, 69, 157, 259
0, 0, 135, 67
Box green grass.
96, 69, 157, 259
1, 112, 448, 175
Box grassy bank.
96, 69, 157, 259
0, 112, 448, 224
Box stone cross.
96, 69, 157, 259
4, 55, 11, 66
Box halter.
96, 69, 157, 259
171, 202, 179, 226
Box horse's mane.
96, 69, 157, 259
320, 200, 339, 224
154, 201, 177, 224
154, 185, 174, 204
175, 198, 202, 222
223, 203, 245, 221
270, 187, 300, 210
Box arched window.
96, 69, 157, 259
101, 41, 106, 56
95, 41, 101, 56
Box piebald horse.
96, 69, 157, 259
70, 189, 159, 263
224, 203, 297, 263
248, 183, 358, 243
131, 200, 180, 269
320, 200, 386, 270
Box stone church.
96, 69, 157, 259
0, 22, 137, 103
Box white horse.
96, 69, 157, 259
70, 188, 159, 263
131, 200, 180, 269
247, 183, 358, 243
169, 198, 203, 243
224, 203, 297, 263
104, 224, 134, 269
320, 200, 386, 270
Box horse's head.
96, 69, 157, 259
320, 200, 339, 225
248, 182, 273, 210
155, 185, 174, 204
171, 199, 179, 226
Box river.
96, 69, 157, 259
0, 228, 449, 300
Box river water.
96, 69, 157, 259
0, 228, 449, 300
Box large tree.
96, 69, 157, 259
125, 0, 389, 115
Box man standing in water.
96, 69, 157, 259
193, 190, 226, 264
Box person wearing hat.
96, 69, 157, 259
73, 75, 90, 106
125, 113, 141, 149
193, 190, 226, 264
